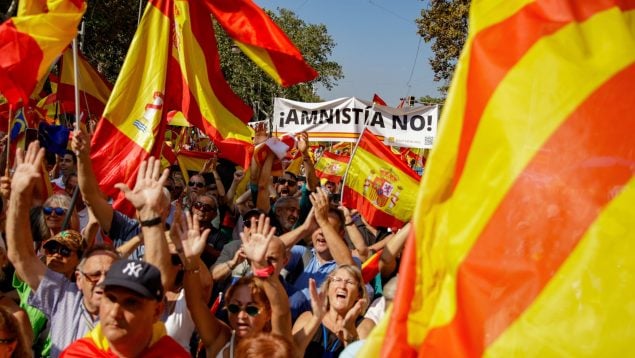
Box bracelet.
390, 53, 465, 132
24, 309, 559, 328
225, 261, 234, 271
140, 217, 162, 227
253, 265, 274, 278
345, 221, 355, 226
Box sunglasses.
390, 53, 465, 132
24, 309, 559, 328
193, 201, 216, 213
243, 218, 259, 228
43, 241, 73, 257
42, 206, 67, 216
170, 254, 182, 266
80, 270, 107, 284
188, 181, 205, 188
277, 178, 297, 186
227, 303, 260, 317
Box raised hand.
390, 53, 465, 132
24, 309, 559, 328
233, 170, 244, 182
297, 132, 310, 156
239, 213, 275, 269
335, 297, 367, 344
308, 278, 327, 320
114, 156, 169, 216
0, 176, 11, 200
11, 142, 45, 195
71, 123, 90, 159
172, 210, 210, 260
309, 189, 330, 226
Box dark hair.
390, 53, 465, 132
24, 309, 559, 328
327, 207, 346, 232
64, 149, 77, 164
0, 305, 31, 358
235, 333, 295, 358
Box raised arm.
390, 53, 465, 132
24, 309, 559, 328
339, 205, 369, 260
278, 208, 318, 248
72, 126, 114, 233
115, 157, 171, 289
6, 142, 47, 291
177, 210, 230, 355
292, 278, 326, 355
380, 222, 410, 277
297, 132, 318, 191
311, 190, 354, 265
256, 152, 274, 213
240, 215, 292, 338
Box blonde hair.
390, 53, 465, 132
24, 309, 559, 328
321, 264, 369, 312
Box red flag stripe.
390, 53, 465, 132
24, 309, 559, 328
357, 130, 420, 180
421, 62, 635, 356
452, 0, 635, 191
341, 187, 408, 227
0, 21, 43, 104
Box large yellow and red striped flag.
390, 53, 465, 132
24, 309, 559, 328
314, 151, 349, 184
0, 0, 86, 105
204, 0, 318, 87
57, 49, 113, 117
341, 129, 420, 229
361, 1, 635, 356
90, 0, 253, 215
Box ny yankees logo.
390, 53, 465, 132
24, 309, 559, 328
122, 262, 143, 278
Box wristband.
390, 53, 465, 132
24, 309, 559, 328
253, 265, 274, 278
345, 221, 355, 227
140, 217, 162, 227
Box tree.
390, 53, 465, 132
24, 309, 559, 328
216, 8, 343, 120
416, 0, 469, 94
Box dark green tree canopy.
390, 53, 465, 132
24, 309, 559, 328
416, 0, 469, 94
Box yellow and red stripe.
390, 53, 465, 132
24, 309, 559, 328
314, 151, 349, 184
361, 1, 635, 356
204, 0, 318, 87
341, 129, 420, 229
0, 0, 85, 105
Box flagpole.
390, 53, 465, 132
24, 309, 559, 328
5, 105, 13, 177
72, 38, 81, 130
339, 104, 374, 203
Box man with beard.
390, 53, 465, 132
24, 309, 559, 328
6, 142, 120, 356
270, 196, 300, 236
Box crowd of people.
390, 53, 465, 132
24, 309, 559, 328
0, 126, 410, 357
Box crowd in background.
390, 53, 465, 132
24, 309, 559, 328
0, 125, 410, 358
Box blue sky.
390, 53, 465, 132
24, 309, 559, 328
253, 0, 439, 106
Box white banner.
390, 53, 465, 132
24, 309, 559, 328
273, 97, 439, 148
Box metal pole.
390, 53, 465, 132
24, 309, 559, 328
61, 185, 80, 230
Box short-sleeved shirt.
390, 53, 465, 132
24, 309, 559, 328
13, 273, 52, 357
108, 210, 144, 260
287, 247, 361, 300
29, 269, 99, 357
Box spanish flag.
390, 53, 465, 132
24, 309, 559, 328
341, 129, 420, 229
0, 0, 86, 105
91, 0, 253, 215
204, 0, 318, 87
314, 151, 349, 184
57, 49, 113, 117
361, 1, 635, 356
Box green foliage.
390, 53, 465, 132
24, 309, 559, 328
217, 8, 343, 120
79, 3, 341, 120
416, 0, 469, 94
418, 95, 444, 105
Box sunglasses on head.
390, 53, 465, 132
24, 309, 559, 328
43, 241, 73, 257
227, 303, 260, 317
188, 181, 205, 188
192, 201, 216, 213
277, 178, 297, 186
43, 206, 67, 216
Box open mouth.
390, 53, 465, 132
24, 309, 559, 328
335, 289, 348, 301
280, 188, 290, 195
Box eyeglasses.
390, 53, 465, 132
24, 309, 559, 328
43, 206, 67, 216
170, 254, 182, 266
188, 181, 205, 188
80, 270, 107, 284
192, 201, 217, 213
227, 303, 260, 317
277, 178, 297, 186
43, 241, 73, 257
330, 276, 358, 287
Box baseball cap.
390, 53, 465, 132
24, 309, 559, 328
43, 230, 85, 252
102, 259, 164, 301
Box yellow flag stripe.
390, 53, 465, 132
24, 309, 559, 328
486, 179, 635, 356
235, 41, 283, 85
421, 7, 635, 332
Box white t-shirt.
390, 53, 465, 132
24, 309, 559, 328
164, 290, 196, 352
364, 296, 386, 324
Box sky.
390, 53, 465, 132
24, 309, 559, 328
253, 0, 439, 106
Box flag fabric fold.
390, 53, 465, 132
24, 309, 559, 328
204, 0, 318, 87
0, 0, 86, 105
314, 151, 349, 184
57, 49, 113, 117
341, 129, 420, 229
361, 1, 635, 356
